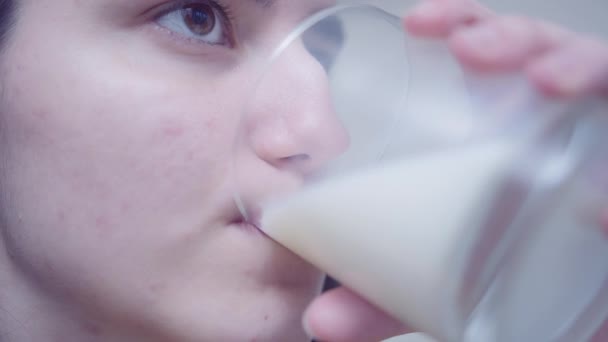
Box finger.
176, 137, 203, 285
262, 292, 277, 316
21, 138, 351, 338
449, 16, 573, 72
303, 287, 410, 342
404, 0, 494, 38
526, 37, 608, 98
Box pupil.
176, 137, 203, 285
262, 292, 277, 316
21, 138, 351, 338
191, 8, 207, 25
184, 4, 215, 35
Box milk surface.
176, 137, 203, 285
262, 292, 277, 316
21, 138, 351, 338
261, 140, 521, 338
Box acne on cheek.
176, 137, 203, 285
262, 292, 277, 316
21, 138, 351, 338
1, 84, 52, 143
4, 98, 71, 148
162, 124, 185, 139
154, 116, 223, 171
94, 215, 111, 230
56, 208, 117, 238
152, 119, 189, 151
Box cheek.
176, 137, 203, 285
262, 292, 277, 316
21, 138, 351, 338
0, 39, 242, 294
2, 33, 237, 206
2, 73, 229, 217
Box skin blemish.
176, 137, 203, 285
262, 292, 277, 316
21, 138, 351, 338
205, 117, 217, 130
33, 109, 49, 120
94, 215, 117, 238
162, 124, 185, 139
95, 216, 109, 228
186, 151, 195, 162
120, 202, 132, 214
57, 211, 66, 223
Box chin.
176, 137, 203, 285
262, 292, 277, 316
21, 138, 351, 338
139, 267, 324, 342
150, 287, 316, 342
227, 278, 321, 341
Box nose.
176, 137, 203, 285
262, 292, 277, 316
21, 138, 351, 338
246, 41, 350, 176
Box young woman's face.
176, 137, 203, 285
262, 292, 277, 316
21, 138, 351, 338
0, 0, 346, 340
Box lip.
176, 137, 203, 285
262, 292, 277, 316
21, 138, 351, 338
228, 205, 267, 236
231, 219, 265, 234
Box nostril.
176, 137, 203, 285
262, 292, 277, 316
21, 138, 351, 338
280, 154, 310, 163
277, 154, 311, 170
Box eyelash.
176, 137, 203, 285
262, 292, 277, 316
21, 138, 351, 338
152, 0, 237, 49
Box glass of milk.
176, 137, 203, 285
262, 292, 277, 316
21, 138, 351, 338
232, 2, 608, 341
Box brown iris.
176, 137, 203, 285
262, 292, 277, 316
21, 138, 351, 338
182, 4, 216, 36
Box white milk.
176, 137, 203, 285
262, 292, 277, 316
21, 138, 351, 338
261, 140, 522, 339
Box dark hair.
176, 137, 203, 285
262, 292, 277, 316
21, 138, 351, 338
0, 0, 15, 48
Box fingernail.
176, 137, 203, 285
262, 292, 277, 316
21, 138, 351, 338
411, 1, 441, 20
542, 53, 589, 95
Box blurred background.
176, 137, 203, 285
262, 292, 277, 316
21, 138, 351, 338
479, 0, 608, 37
381, 0, 608, 37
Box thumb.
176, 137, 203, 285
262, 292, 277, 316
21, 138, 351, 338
303, 287, 411, 342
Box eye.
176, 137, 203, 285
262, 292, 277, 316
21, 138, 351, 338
156, 1, 235, 47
